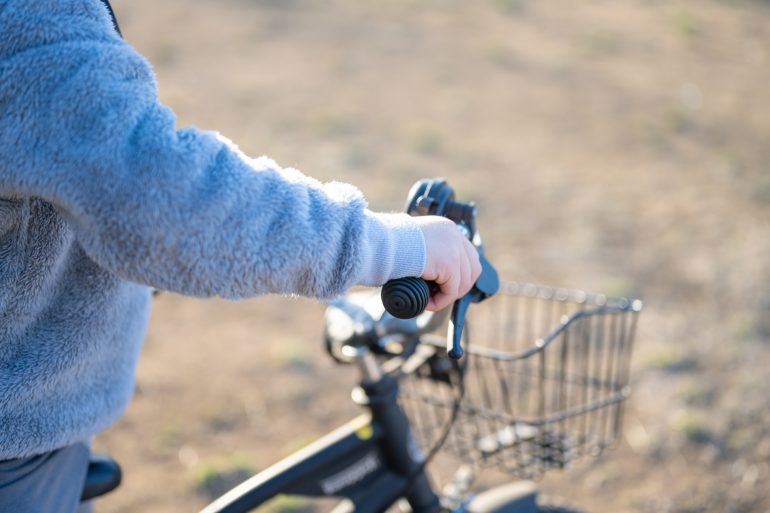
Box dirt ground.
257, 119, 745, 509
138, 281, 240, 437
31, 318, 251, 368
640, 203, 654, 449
94, 0, 770, 512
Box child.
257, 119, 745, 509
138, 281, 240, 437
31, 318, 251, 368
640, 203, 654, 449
0, 1, 481, 511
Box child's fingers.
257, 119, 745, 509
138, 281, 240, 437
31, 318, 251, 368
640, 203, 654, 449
466, 240, 482, 283
427, 271, 460, 311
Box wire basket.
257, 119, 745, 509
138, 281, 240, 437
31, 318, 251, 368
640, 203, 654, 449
399, 281, 642, 479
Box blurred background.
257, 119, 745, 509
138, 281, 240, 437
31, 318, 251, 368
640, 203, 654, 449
96, 0, 770, 512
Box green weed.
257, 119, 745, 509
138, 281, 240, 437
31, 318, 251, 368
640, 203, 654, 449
642, 347, 699, 374
672, 11, 701, 38
664, 108, 695, 135
495, 0, 527, 15
672, 413, 713, 444
678, 376, 716, 407
158, 419, 183, 449
205, 408, 237, 433
580, 31, 622, 57
264, 495, 314, 513
193, 454, 256, 499
751, 179, 770, 204
314, 114, 357, 138
601, 276, 635, 299
151, 44, 178, 68
486, 44, 517, 70
344, 145, 374, 170
725, 427, 753, 454
282, 434, 321, 455
409, 128, 443, 156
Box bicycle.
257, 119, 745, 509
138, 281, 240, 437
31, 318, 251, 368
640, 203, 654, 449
81, 178, 642, 513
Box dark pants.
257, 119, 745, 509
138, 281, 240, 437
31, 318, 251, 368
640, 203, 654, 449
0, 442, 91, 513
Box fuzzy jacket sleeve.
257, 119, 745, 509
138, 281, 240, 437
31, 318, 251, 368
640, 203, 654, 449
0, 0, 425, 299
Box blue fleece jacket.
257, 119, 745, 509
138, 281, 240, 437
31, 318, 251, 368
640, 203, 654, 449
0, 0, 426, 458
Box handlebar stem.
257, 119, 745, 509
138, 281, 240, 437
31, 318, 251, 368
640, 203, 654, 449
352, 375, 442, 513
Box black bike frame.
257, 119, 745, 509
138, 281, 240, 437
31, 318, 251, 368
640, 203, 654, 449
200, 374, 441, 513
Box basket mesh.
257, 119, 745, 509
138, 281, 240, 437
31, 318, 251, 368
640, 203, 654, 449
399, 282, 642, 479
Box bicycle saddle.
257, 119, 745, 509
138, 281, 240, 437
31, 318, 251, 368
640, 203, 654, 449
81, 453, 122, 501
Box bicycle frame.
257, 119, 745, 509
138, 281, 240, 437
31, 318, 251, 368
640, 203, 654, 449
200, 367, 441, 513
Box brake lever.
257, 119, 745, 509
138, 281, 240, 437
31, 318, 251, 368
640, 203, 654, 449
447, 253, 499, 359
381, 177, 500, 359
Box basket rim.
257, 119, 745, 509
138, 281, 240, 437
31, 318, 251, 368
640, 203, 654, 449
499, 281, 643, 311
471, 302, 641, 362
457, 282, 643, 362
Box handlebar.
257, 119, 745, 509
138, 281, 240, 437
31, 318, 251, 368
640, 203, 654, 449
380, 277, 433, 320
380, 178, 499, 359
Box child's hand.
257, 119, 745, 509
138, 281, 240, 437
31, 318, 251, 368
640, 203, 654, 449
414, 216, 482, 311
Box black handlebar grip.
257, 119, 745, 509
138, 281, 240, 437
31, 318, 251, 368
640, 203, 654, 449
381, 277, 431, 319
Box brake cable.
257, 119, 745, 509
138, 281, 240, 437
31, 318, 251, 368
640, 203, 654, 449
403, 327, 469, 503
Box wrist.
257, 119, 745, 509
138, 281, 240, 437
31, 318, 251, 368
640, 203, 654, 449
356, 211, 426, 287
